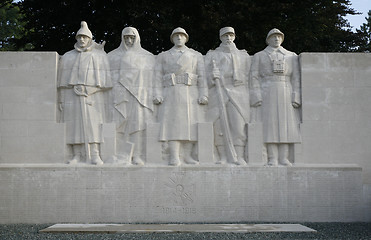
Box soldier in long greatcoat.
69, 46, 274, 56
58, 21, 112, 165
205, 27, 250, 165
250, 28, 301, 166
153, 27, 208, 166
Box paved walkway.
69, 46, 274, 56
1, 223, 370, 239
39, 223, 316, 233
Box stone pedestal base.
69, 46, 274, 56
0, 164, 364, 223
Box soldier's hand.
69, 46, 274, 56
59, 103, 63, 111
252, 101, 262, 107
75, 85, 85, 92
233, 80, 243, 86
198, 96, 208, 105
212, 67, 220, 80
153, 97, 163, 105
292, 102, 300, 108
74, 85, 88, 96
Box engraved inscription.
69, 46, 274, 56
161, 207, 197, 215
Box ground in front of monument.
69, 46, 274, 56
1, 222, 370, 239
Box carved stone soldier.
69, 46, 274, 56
250, 28, 301, 166
108, 27, 155, 165
58, 21, 112, 165
205, 27, 250, 165
153, 27, 208, 166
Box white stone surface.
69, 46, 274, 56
0, 164, 363, 223
1, 51, 371, 223
0, 52, 65, 164
40, 223, 316, 233
146, 122, 163, 165
198, 122, 214, 165
300, 53, 371, 185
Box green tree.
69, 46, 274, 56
0, 0, 31, 50
16, 0, 361, 54
356, 10, 371, 52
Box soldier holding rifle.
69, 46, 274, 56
205, 27, 250, 165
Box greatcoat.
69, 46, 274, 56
154, 46, 208, 141
205, 43, 250, 146
58, 41, 112, 144
250, 45, 301, 143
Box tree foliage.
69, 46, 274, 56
13, 0, 363, 54
0, 0, 30, 50
356, 10, 371, 52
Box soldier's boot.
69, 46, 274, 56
131, 132, 144, 165
234, 146, 246, 165
279, 144, 292, 166
132, 155, 145, 165
68, 144, 81, 164
90, 143, 104, 165
267, 144, 278, 166
116, 154, 130, 164
132, 145, 144, 166
216, 146, 227, 164
168, 141, 181, 166
183, 142, 198, 165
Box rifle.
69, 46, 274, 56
212, 60, 238, 163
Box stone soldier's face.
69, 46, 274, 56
76, 35, 91, 48
172, 33, 187, 47
221, 33, 235, 45
268, 34, 283, 48
124, 35, 135, 48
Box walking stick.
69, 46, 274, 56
212, 60, 238, 163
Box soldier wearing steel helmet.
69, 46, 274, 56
250, 28, 301, 166
153, 27, 208, 166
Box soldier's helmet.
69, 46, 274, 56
170, 27, 189, 43
76, 21, 93, 39
266, 28, 284, 44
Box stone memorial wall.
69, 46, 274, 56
0, 23, 370, 223
0, 52, 65, 164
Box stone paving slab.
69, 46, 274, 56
40, 224, 316, 233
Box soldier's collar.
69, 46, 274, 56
265, 46, 286, 55
74, 41, 94, 52
218, 43, 238, 53
170, 46, 188, 54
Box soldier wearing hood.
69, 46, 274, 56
58, 21, 112, 165
205, 27, 250, 165
250, 28, 301, 166
108, 27, 155, 165
153, 27, 208, 166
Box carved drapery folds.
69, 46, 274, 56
57, 23, 301, 166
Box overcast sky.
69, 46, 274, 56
346, 0, 370, 30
